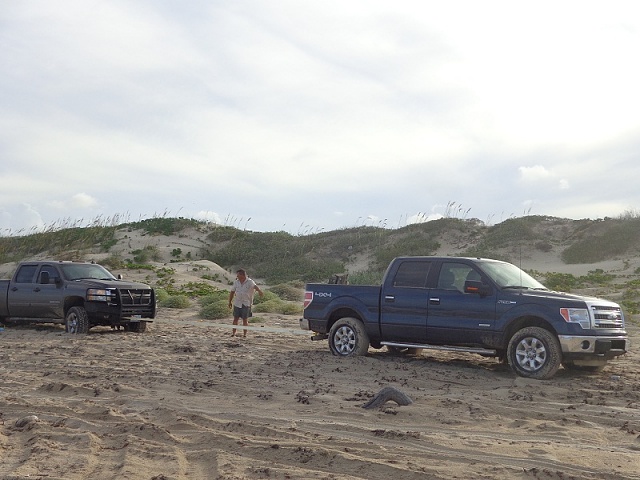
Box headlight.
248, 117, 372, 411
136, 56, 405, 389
560, 308, 591, 329
87, 288, 115, 302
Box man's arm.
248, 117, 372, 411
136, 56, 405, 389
228, 290, 235, 308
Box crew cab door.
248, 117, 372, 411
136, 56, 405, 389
6, 264, 64, 319
379, 259, 432, 343
426, 261, 496, 345
30, 264, 64, 318
6, 264, 39, 317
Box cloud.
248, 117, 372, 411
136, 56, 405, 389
70, 193, 99, 208
0, 204, 45, 234
519, 165, 553, 182
194, 211, 221, 224
48, 193, 99, 210
1, 2, 640, 235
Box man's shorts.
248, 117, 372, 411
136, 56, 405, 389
233, 305, 251, 320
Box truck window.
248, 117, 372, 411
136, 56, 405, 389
392, 261, 431, 288
60, 264, 115, 281
14, 265, 38, 283
38, 265, 61, 284
437, 263, 478, 292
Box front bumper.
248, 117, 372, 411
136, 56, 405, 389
85, 302, 156, 321
558, 335, 628, 358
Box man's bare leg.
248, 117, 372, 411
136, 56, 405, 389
232, 317, 239, 336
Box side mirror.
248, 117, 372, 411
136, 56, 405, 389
464, 280, 492, 297
40, 271, 50, 284
118, 274, 123, 280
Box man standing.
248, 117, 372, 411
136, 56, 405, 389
228, 269, 264, 337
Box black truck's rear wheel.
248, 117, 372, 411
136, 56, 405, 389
329, 317, 370, 356
507, 327, 561, 379
65, 306, 90, 334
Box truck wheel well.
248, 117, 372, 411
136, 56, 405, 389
328, 308, 363, 331
64, 297, 85, 315
503, 316, 556, 347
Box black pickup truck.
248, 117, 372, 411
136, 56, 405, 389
300, 256, 628, 379
0, 261, 156, 334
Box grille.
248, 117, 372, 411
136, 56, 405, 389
118, 289, 153, 306
591, 305, 624, 329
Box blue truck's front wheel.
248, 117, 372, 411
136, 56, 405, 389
329, 317, 370, 356
507, 326, 562, 379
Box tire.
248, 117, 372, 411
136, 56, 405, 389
127, 321, 147, 333
65, 306, 90, 334
507, 326, 561, 379
329, 317, 370, 357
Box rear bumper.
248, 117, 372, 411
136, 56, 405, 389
299, 317, 328, 333
558, 335, 628, 358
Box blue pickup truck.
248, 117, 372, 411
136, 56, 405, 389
300, 256, 628, 379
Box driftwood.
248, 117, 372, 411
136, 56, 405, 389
361, 386, 413, 409
328, 273, 349, 285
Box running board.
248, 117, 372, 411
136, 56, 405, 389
381, 341, 497, 356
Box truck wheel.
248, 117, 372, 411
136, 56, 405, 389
127, 321, 147, 333
507, 327, 561, 379
65, 306, 90, 334
329, 317, 370, 357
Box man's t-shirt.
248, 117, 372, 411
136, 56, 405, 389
231, 278, 257, 307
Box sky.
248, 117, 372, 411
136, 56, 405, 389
2, 1, 640, 236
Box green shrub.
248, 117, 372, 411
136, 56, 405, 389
253, 290, 280, 304
101, 255, 125, 270
200, 300, 230, 319
543, 272, 578, 292
252, 299, 303, 315
199, 290, 229, 306
269, 283, 304, 301
131, 245, 161, 263
155, 288, 171, 303
349, 269, 384, 285
279, 302, 303, 315
159, 295, 190, 309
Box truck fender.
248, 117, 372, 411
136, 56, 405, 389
497, 302, 559, 348
322, 297, 376, 331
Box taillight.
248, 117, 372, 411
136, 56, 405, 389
303, 291, 313, 309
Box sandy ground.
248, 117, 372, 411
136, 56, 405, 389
1, 308, 639, 480
1, 226, 640, 479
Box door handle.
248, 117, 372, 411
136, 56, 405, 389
34, 288, 41, 292
384, 295, 395, 303
429, 297, 441, 305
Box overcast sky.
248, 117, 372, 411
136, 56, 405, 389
2, 1, 640, 235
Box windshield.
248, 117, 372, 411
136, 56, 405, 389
477, 260, 547, 290
60, 264, 116, 281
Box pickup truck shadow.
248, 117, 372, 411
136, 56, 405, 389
368, 349, 512, 378
1, 323, 136, 335
367, 349, 595, 379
